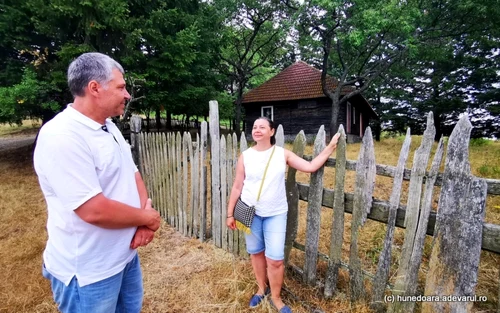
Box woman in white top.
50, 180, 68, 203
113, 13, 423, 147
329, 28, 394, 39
227, 117, 340, 313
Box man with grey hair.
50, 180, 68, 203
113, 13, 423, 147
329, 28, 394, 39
33, 52, 160, 313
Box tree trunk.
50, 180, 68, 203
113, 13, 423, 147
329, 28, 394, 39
235, 82, 244, 135
167, 112, 172, 129
155, 107, 161, 131
433, 111, 442, 142
329, 97, 340, 140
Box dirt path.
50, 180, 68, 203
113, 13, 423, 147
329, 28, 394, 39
0, 135, 36, 152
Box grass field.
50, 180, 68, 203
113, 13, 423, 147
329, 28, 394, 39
0, 122, 498, 313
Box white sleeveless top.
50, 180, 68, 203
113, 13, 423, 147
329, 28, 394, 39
241, 145, 288, 217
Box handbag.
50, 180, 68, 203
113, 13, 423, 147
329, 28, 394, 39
234, 146, 276, 234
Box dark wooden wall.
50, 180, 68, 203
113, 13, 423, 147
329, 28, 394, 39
243, 96, 374, 140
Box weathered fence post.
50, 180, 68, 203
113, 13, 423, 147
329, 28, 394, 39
422, 116, 487, 313
276, 124, 284, 147
176, 132, 182, 231
371, 127, 411, 312
209, 100, 222, 247
324, 125, 347, 298
349, 127, 376, 302
220, 135, 228, 251
238, 133, 248, 257
226, 134, 234, 252
389, 113, 436, 313
130, 115, 142, 167
200, 122, 208, 242
284, 131, 306, 265
304, 126, 326, 285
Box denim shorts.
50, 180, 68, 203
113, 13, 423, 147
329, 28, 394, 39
42, 253, 143, 313
245, 212, 287, 260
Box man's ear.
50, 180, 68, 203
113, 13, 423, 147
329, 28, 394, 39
88, 80, 100, 97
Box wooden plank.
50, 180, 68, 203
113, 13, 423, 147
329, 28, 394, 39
192, 134, 200, 238
200, 122, 208, 242
276, 124, 284, 147
306, 157, 500, 196
162, 133, 170, 222
176, 132, 182, 231
324, 125, 347, 298
296, 183, 500, 255
182, 132, 190, 236
372, 128, 411, 312
226, 134, 234, 253
188, 133, 195, 237
220, 135, 228, 251
284, 130, 306, 264
130, 115, 142, 166
304, 126, 326, 285
159, 133, 167, 218
395, 137, 444, 313
392, 113, 436, 304
168, 133, 175, 226
423, 116, 488, 313
209, 100, 222, 247
349, 127, 376, 302
239, 133, 248, 258
231, 133, 238, 254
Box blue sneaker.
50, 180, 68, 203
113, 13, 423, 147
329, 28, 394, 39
249, 287, 270, 308
270, 298, 292, 313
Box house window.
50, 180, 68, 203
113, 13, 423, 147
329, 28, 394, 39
261, 106, 274, 120
298, 100, 316, 109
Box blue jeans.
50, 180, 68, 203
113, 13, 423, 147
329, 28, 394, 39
42, 254, 143, 313
245, 212, 287, 260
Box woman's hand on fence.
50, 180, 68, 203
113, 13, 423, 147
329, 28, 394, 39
328, 132, 341, 150
227, 216, 236, 230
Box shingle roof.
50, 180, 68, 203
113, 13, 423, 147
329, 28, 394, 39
242, 61, 353, 103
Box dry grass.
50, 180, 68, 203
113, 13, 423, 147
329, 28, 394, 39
1, 128, 499, 313
0, 120, 41, 137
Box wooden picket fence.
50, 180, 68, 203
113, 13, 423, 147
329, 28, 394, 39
130, 101, 500, 313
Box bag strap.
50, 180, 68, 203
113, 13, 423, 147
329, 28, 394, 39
256, 146, 276, 202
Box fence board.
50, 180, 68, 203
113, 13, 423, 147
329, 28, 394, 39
371, 128, 411, 311
238, 133, 248, 257
395, 137, 445, 313
200, 122, 208, 242
423, 116, 487, 313
227, 134, 234, 253
349, 127, 376, 302
304, 126, 326, 285
176, 132, 182, 231
169, 133, 176, 226
182, 132, 190, 236
324, 125, 347, 298
284, 131, 306, 264
306, 158, 500, 196
210, 100, 222, 247
220, 135, 228, 251
276, 124, 284, 147
161, 133, 169, 220
191, 134, 199, 237
392, 113, 436, 304
130, 116, 141, 166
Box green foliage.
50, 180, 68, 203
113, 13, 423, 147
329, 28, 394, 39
0, 68, 60, 124
469, 138, 492, 147
478, 165, 500, 178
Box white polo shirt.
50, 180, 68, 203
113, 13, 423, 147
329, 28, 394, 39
34, 104, 140, 287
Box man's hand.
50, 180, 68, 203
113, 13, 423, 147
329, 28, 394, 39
130, 226, 155, 249
144, 198, 161, 231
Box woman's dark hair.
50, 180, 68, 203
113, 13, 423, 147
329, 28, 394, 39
256, 116, 276, 145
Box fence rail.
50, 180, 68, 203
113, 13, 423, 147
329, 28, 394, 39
130, 103, 500, 313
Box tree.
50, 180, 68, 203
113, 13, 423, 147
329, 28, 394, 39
216, 0, 292, 133
376, 0, 500, 139
286, 0, 421, 137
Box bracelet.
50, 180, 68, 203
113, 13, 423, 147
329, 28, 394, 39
227, 215, 233, 218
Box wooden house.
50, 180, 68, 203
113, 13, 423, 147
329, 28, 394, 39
241, 61, 378, 143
